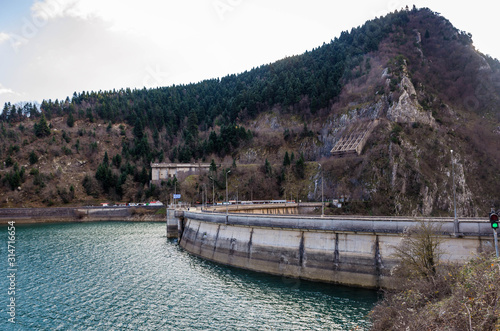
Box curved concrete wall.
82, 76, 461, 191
179, 212, 494, 289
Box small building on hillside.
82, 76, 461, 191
150, 163, 211, 184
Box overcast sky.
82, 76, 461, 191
0, 0, 498, 107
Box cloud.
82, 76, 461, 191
0, 84, 16, 96
0, 83, 25, 106
0, 32, 10, 44
31, 0, 83, 21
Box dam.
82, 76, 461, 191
168, 205, 494, 289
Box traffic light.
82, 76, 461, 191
490, 211, 499, 230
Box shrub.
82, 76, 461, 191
82, 175, 100, 198
392, 221, 443, 281
62, 146, 73, 155
33, 171, 46, 188
4, 163, 25, 190
5, 156, 14, 167
29, 151, 38, 164
370, 222, 500, 330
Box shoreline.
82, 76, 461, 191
0, 206, 165, 225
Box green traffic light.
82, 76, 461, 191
490, 213, 499, 229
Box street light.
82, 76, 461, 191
225, 169, 231, 223
322, 170, 324, 217
174, 180, 177, 208
319, 163, 324, 217
236, 182, 239, 210
225, 170, 231, 204
202, 183, 207, 210
208, 175, 215, 208
451, 150, 459, 235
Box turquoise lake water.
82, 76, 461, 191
0, 222, 378, 330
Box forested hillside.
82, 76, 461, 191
1, 7, 499, 216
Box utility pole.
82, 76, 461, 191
319, 163, 324, 217
490, 209, 499, 258
209, 175, 215, 208
322, 166, 324, 217
202, 183, 207, 210
225, 169, 231, 224
451, 150, 459, 235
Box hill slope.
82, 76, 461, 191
1, 7, 499, 216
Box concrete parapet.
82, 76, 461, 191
184, 212, 492, 237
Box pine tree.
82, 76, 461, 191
264, 158, 272, 177
210, 159, 217, 173
103, 151, 109, 166
133, 117, 144, 139
67, 112, 75, 127
295, 153, 305, 179
34, 113, 51, 137
283, 152, 291, 167
29, 151, 38, 165
187, 110, 199, 138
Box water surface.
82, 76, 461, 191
0, 222, 378, 330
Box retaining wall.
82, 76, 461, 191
0, 207, 164, 224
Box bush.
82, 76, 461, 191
370, 222, 500, 330
62, 146, 73, 155
33, 171, 46, 188
5, 156, 14, 167
82, 175, 100, 198
29, 151, 38, 164
391, 221, 443, 281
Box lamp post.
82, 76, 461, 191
322, 167, 325, 217
451, 150, 459, 235
225, 169, 231, 205
319, 163, 324, 217
208, 175, 215, 208
202, 183, 207, 210
236, 183, 239, 210
225, 169, 231, 223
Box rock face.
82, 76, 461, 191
387, 75, 435, 126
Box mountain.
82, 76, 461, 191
1, 7, 499, 216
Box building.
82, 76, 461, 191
150, 163, 211, 184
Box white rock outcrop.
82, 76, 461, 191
387, 75, 435, 126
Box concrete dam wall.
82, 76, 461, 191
179, 212, 494, 289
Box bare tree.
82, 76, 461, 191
392, 221, 443, 281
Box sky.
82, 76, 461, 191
0, 0, 499, 107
